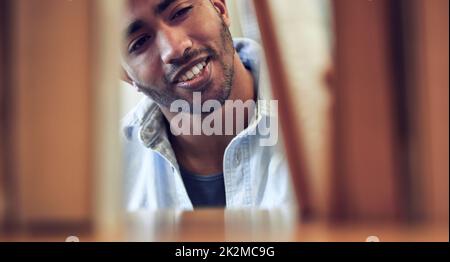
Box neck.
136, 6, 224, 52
162, 52, 255, 175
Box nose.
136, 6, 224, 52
157, 26, 193, 65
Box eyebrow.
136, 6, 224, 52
125, 20, 145, 38
154, 0, 178, 15
125, 0, 178, 38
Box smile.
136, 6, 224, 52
173, 57, 212, 91
176, 60, 207, 83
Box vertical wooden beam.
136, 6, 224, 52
332, 0, 403, 221
0, 0, 8, 230
11, 0, 93, 231
413, 0, 449, 224
252, 0, 313, 220
0, 0, 20, 233
91, 0, 124, 237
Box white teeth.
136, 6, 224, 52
177, 60, 208, 83
192, 66, 200, 75
186, 71, 194, 79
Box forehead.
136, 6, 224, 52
123, 0, 160, 22
123, 0, 187, 22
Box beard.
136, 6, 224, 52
135, 18, 235, 111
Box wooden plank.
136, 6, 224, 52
413, 0, 449, 223
252, 0, 314, 219
11, 0, 92, 229
0, 0, 7, 230
331, 0, 403, 221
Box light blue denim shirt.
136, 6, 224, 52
122, 38, 296, 211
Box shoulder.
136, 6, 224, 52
233, 37, 262, 69
233, 37, 262, 54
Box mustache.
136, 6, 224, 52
164, 47, 218, 84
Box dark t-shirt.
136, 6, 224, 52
179, 167, 226, 208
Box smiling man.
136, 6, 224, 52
121, 0, 295, 210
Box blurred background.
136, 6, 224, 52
0, 0, 448, 241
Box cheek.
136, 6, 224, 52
132, 56, 161, 85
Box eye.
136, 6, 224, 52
170, 6, 193, 21
129, 35, 151, 54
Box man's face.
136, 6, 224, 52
122, 0, 235, 108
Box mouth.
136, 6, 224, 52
171, 56, 212, 91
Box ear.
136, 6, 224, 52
211, 0, 230, 26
